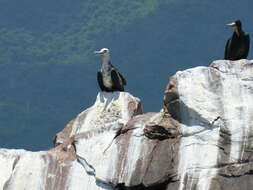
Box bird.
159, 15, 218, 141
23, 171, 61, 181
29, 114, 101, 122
224, 20, 250, 60
94, 48, 126, 92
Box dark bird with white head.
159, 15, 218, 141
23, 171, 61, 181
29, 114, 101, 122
94, 48, 126, 92
224, 20, 250, 60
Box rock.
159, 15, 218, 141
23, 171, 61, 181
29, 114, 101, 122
163, 75, 180, 121
170, 59, 253, 189
0, 145, 76, 190
144, 113, 180, 140
67, 92, 143, 190
0, 91, 143, 190
58, 92, 179, 189
103, 112, 180, 188
2, 60, 253, 190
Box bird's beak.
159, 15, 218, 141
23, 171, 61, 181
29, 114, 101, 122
94, 50, 102, 55
227, 22, 236, 27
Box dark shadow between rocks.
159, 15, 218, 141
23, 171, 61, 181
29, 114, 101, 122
116, 181, 168, 190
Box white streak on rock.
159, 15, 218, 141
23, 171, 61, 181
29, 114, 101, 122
120, 122, 145, 185
0, 149, 26, 189
70, 92, 142, 189
0, 92, 141, 190
71, 92, 138, 135
176, 66, 221, 190
177, 60, 253, 190
221, 65, 244, 162
66, 161, 115, 190
2, 151, 48, 190
216, 60, 253, 162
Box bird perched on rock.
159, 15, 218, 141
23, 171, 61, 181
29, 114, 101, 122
94, 48, 126, 92
224, 20, 250, 60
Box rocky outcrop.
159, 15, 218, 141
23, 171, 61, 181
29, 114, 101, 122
164, 59, 253, 189
1, 59, 253, 190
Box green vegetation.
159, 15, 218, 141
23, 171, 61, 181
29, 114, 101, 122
0, 0, 164, 65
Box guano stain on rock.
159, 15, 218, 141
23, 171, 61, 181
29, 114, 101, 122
1, 60, 253, 190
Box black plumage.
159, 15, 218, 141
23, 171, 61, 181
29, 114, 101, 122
97, 62, 126, 92
95, 48, 126, 92
224, 20, 250, 60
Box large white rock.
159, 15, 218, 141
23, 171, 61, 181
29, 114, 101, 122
0, 91, 142, 190
0, 148, 75, 190
176, 59, 253, 190
71, 92, 142, 188
0, 149, 26, 189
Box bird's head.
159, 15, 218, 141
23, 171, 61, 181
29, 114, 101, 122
227, 20, 242, 32
94, 48, 110, 58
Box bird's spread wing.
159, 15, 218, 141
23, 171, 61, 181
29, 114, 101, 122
97, 71, 106, 91
111, 69, 124, 91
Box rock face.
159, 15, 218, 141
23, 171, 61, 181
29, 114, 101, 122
1, 60, 253, 190
164, 59, 253, 190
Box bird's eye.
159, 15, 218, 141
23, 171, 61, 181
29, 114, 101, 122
103, 50, 107, 53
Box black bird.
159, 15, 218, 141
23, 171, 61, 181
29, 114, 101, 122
94, 48, 126, 92
224, 20, 250, 60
